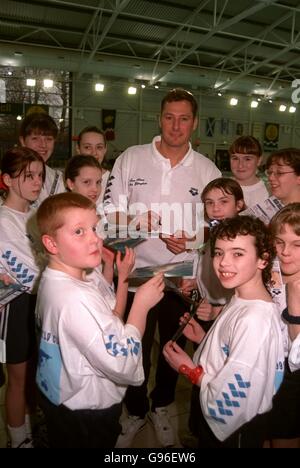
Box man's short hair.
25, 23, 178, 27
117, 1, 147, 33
37, 192, 95, 237
161, 88, 198, 118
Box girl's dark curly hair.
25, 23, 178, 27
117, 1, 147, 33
209, 215, 275, 287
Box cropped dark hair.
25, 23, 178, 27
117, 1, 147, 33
161, 88, 198, 119
229, 136, 262, 157
265, 147, 300, 175
19, 112, 58, 139
210, 215, 275, 287
64, 154, 102, 185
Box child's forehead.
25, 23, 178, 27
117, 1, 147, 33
59, 207, 97, 222
205, 187, 232, 198
215, 234, 255, 246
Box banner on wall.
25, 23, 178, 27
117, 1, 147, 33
220, 118, 229, 135
264, 122, 279, 152
206, 117, 215, 137
102, 109, 116, 141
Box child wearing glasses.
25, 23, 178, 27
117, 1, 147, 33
229, 136, 269, 208
265, 148, 300, 206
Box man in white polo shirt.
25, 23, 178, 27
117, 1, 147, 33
104, 88, 221, 447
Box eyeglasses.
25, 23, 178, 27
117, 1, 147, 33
265, 170, 295, 178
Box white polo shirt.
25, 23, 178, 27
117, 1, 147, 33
104, 136, 221, 269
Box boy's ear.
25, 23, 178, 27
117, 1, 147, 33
19, 136, 25, 147
42, 234, 58, 254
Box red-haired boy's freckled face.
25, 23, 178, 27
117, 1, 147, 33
53, 208, 102, 275
275, 224, 300, 277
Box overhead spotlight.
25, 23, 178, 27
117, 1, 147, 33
250, 100, 259, 108
141, 84, 146, 89
59, 118, 64, 123
16, 115, 22, 121
217, 92, 222, 97
154, 85, 159, 89
7, 71, 13, 76
95, 83, 104, 92
268, 99, 273, 103
289, 106, 296, 113
229, 97, 238, 106
128, 86, 137, 95
26, 78, 36, 87
279, 104, 287, 112
43, 79, 53, 88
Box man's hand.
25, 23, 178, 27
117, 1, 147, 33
160, 231, 195, 255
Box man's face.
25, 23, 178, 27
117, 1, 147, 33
159, 100, 197, 149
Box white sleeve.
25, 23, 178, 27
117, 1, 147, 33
0, 219, 40, 292
61, 298, 144, 386
199, 314, 283, 441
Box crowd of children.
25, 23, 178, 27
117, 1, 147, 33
0, 100, 300, 449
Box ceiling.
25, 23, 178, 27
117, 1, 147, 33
1, 0, 300, 101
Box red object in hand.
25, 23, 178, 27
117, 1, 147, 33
179, 364, 203, 385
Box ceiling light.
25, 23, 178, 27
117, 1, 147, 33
26, 78, 36, 87
229, 97, 238, 106
141, 84, 146, 89
128, 86, 137, 95
217, 92, 222, 97
250, 100, 259, 108
154, 85, 159, 89
43, 79, 53, 88
289, 106, 296, 113
16, 115, 22, 121
95, 83, 104, 92
268, 99, 273, 103
279, 104, 286, 112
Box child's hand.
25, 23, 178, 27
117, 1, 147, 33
179, 278, 197, 296
196, 299, 222, 321
116, 247, 135, 282
179, 313, 205, 343
163, 340, 194, 372
102, 246, 115, 267
160, 231, 195, 255
0, 273, 15, 286
134, 273, 165, 310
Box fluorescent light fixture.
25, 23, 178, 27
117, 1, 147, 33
250, 100, 259, 108
289, 106, 296, 113
229, 97, 238, 106
95, 83, 104, 92
43, 79, 53, 88
26, 78, 36, 87
128, 86, 137, 95
279, 104, 286, 112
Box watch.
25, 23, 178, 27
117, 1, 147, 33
282, 307, 300, 325
179, 364, 203, 385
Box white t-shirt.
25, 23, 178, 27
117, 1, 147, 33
194, 295, 285, 441
240, 179, 269, 209
36, 267, 144, 410
104, 136, 221, 270
37, 166, 65, 205
0, 205, 44, 293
